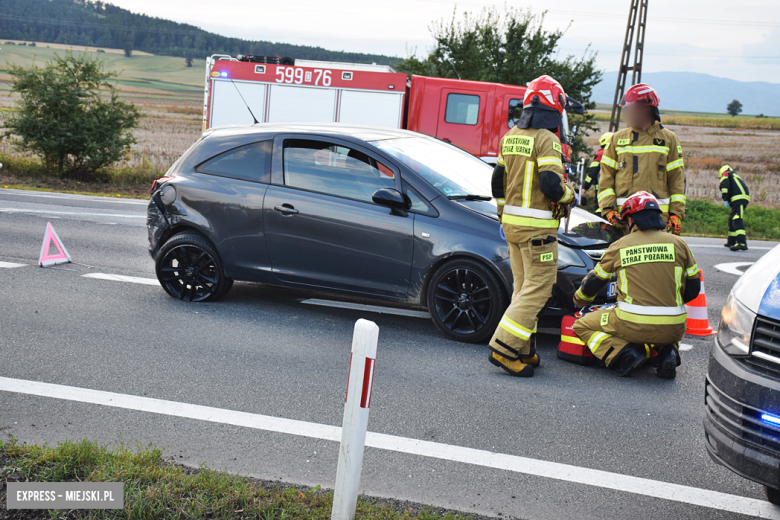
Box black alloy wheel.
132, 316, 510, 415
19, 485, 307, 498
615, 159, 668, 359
155, 233, 233, 302
427, 258, 507, 343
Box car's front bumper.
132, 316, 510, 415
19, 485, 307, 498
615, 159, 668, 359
704, 337, 780, 489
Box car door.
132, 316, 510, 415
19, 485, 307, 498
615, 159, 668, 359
263, 135, 414, 298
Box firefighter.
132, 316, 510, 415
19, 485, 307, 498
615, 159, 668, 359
719, 165, 751, 251
572, 191, 701, 378
488, 75, 576, 377
580, 131, 613, 216
598, 84, 687, 235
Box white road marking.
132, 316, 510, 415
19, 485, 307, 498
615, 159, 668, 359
1, 376, 778, 519
0, 189, 147, 205
0, 208, 145, 218
0, 261, 27, 268
714, 262, 754, 276
688, 244, 773, 250
82, 273, 159, 286
679, 343, 694, 351
301, 298, 431, 319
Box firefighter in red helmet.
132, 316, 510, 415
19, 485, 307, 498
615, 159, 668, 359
598, 84, 687, 235
572, 191, 701, 378
488, 75, 576, 377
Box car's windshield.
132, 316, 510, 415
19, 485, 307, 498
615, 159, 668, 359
370, 137, 492, 198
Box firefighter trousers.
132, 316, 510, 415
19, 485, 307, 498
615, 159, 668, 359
727, 202, 747, 247
572, 308, 685, 367
489, 230, 558, 360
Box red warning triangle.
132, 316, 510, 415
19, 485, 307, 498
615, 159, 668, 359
38, 222, 72, 267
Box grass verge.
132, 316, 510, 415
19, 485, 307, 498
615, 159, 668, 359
0, 437, 472, 520
681, 199, 780, 240
580, 197, 780, 240
591, 112, 780, 131
0, 154, 159, 199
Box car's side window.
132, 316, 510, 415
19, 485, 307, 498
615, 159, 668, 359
283, 139, 396, 203
445, 94, 480, 125
195, 140, 272, 183
402, 181, 437, 217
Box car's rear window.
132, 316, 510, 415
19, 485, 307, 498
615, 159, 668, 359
196, 140, 272, 183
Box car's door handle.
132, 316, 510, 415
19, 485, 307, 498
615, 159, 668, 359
273, 205, 299, 215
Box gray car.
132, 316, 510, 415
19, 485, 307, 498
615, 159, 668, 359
147, 123, 620, 343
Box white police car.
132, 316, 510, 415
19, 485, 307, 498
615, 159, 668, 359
704, 244, 780, 503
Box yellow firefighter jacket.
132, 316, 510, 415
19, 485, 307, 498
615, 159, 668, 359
597, 122, 686, 218
494, 127, 574, 231
574, 228, 700, 325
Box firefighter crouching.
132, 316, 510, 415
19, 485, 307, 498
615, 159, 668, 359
572, 192, 701, 378
597, 84, 687, 236
580, 131, 613, 216
488, 75, 576, 377
719, 164, 751, 251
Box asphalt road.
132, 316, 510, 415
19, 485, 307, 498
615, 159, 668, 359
1, 188, 778, 520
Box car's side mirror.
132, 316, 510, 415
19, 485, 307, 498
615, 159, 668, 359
372, 188, 407, 210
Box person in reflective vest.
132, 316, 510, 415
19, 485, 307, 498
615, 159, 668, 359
580, 131, 613, 216
572, 191, 701, 378
488, 75, 576, 377
719, 164, 751, 251
597, 84, 687, 236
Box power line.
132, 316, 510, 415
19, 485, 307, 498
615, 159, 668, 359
416, 0, 780, 27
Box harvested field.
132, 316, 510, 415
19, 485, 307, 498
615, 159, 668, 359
586, 121, 780, 208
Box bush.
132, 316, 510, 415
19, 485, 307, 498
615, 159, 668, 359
3, 50, 140, 178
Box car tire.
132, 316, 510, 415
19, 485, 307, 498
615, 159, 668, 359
426, 257, 507, 343
155, 232, 233, 302
766, 486, 780, 505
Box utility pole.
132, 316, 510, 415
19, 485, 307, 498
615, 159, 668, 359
609, 0, 648, 132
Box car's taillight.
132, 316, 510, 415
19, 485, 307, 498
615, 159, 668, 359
150, 176, 171, 195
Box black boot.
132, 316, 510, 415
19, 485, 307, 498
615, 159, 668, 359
656, 344, 680, 379
730, 244, 748, 251
610, 345, 647, 377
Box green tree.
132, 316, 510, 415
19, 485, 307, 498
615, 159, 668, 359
396, 7, 602, 162
727, 99, 743, 117
4, 51, 140, 176
184, 50, 194, 67
123, 40, 133, 58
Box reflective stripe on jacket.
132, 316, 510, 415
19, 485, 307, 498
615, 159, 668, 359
598, 122, 687, 217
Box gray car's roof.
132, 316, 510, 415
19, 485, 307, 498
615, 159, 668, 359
202, 122, 424, 142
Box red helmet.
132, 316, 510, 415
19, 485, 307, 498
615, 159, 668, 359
620, 191, 662, 220
523, 75, 566, 114
620, 83, 660, 107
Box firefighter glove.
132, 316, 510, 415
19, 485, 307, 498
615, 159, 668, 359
551, 201, 570, 220
667, 214, 682, 235
499, 225, 505, 241
724, 201, 730, 208
604, 209, 621, 227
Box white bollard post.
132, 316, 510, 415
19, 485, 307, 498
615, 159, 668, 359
331, 319, 379, 520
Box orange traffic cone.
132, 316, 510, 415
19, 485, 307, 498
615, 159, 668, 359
686, 271, 715, 336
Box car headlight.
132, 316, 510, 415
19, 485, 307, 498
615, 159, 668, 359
717, 292, 755, 357
558, 245, 586, 269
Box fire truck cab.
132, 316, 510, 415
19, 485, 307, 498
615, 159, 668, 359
203, 55, 573, 166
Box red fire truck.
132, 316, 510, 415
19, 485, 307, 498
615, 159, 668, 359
202, 55, 577, 165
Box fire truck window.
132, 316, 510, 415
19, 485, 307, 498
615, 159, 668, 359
507, 99, 523, 128
445, 94, 480, 125
195, 141, 271, 183
283, 139, 395, 203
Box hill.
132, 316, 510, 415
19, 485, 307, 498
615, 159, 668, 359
592, 71, 780, 117
0, 43, 205, 91
0, 0, 399, 65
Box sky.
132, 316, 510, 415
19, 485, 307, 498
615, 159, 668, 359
108, 0, 780, 84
